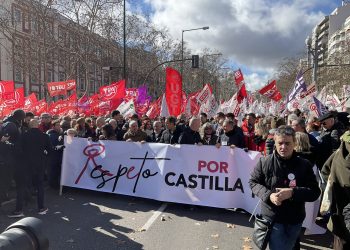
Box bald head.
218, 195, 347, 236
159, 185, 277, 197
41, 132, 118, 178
29, 119, 39, 128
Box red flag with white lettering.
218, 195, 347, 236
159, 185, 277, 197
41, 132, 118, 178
234, 69, 244, 85
33, 99, 48, 115
146, 96, 162, 119
165, 67, 182, 117
99, 80, 126, 101
47, 81, 67, 97
258, 80, 282, 102
24, 93, 38, 112
1, 87, 24, 109
0, 80, 15, 101
65, 80, 76, 91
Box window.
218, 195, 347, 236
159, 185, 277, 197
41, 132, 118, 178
59, 72, 65, 81
80, 79, 85, 90
14, 68, 23, 82
47, 70, 53, 83
13, 8, 21, 24
23, 13, 30, 32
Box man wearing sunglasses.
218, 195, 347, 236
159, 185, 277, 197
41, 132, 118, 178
317, 112, 345, 169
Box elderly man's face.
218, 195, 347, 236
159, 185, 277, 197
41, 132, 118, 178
190, 119, 201, 132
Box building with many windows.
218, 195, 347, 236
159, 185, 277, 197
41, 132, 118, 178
0, 0, 161, 99
307, 2, 350, 66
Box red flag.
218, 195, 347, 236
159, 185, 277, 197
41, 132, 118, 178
33, 100, 48, 115
65, 80, 76, 91
258, 80, 282, 102
0, 80, 15, 101
48, 100, 64, 115
234, 69, 244, 85
146, 96, 162, 119
78, 93, 90, 113
24, 93, 38, 112
135, 100, 150, 116
237, 83, 247, 103
99, 80, 126, 101
47, 81, 67, 97
67, 92, 77, 102
1, 87, 24, 109
165, 67, 182, 117
125, 88, 139, 102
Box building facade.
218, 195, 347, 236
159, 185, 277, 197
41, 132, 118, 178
0, 0, 161, 100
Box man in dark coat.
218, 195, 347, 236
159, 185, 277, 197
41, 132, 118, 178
178, 117, 202, 145
321, 131, 350, 249
159, 116, 181, 144
9, 119, 52, 217
47, 120, 64, 189
249, 126, 320, 250
317, 112, 345, 169
218, 119, 245, 148
2, 110, 26, 216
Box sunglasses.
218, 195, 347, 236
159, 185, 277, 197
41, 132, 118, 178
321, 122, 327, 125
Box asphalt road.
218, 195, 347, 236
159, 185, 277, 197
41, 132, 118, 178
0, 187, 334, 250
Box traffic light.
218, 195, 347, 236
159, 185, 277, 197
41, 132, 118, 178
192, 55, 199, 68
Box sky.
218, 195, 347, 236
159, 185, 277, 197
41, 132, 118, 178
130, 0, 339, 91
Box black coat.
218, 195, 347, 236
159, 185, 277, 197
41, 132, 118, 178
22, 128, 52, 173
178, 127, 202, 145
317, 122, 345, 168
159, 127, 181, 144
249, 152, 320, 224
147, 130, 164, 143
218, 126, 245, 148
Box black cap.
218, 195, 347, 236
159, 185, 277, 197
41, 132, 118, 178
318, 112, 334, 122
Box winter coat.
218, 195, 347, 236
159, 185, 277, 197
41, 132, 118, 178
22, 128, 52, 174
159, 127, 181, 144
321, 141, 350, 242
249, 151, 320, 224
218, 126, 245, 148
178, 127, 202, 145
123, 129, 148, 142
201, 134, 219, 146
317, 122, 345, 168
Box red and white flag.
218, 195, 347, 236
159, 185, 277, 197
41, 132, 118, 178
258, 80, 282, 102
165, 67, 182, 117
65, 80, 76, 91
1, 87, 24, 109
24, 93, 38, 112
234, 69, 244, 85
0, 80, 15, 101
99, 80, 126, 101
47, 81, 67, 97
196, 84, 212, 105
146, 96, 162, 119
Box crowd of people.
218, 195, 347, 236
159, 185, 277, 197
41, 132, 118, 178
0, 107, 350, 249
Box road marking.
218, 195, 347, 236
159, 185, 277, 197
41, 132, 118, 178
1, 198, 16, 206
140, 203, 167, 231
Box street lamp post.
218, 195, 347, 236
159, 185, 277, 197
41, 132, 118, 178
181, 26, 209, 77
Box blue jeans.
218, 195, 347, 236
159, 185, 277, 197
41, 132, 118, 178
269, 222, 302, 250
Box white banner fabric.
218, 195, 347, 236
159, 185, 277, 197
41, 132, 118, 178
61, 137, 325, 235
